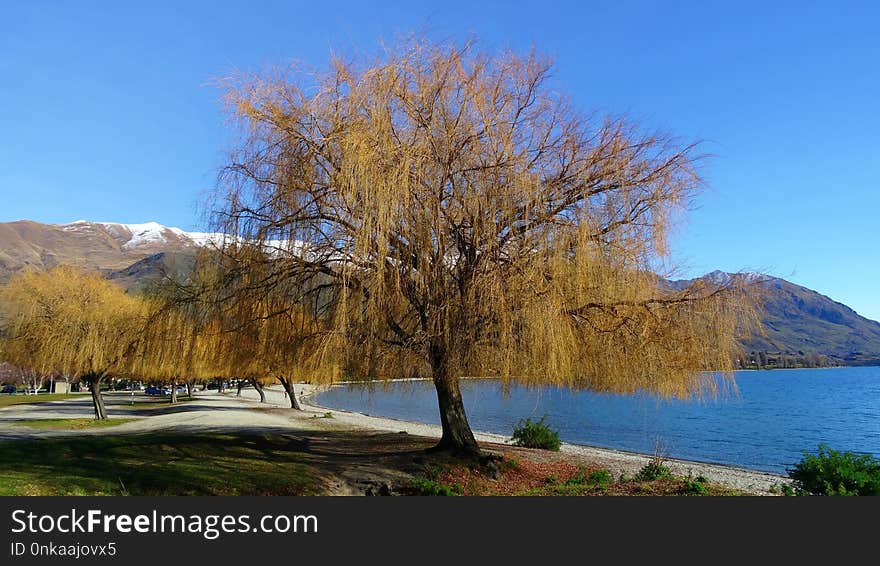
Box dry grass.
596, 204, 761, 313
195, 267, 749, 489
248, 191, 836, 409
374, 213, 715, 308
12, 418, 140, 430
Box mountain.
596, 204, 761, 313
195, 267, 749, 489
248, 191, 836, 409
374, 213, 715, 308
2, 220, 879, 366
0, 220, 215, 282
107, 251, 199, 292
672, 271, 880, 367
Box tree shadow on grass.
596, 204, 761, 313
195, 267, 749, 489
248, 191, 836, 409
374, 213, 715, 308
0, 429, 438, 496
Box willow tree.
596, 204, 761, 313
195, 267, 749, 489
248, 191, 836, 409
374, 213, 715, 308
133, 303, 203, 404
197, 245, 333, 410
214, 39, 757, 455
0, 266, 149, 419
251, 300, 329, 409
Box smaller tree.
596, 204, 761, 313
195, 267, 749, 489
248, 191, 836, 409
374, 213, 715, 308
133, 302, 207, 405
189, 245, 334, 410
0, 266, 148, 418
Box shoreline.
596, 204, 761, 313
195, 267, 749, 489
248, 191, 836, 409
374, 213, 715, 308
297, 382, 788, 494
0, 384, 789, 494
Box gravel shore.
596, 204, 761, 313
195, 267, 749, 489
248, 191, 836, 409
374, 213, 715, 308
295, 383, 789, 494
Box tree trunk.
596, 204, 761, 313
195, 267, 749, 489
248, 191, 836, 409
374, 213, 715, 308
236, 380, 244, 396
279, 377, 302, 410
170, 379, 178, 404
429, 344, 479, 456
87, 375, 108, 420
251, 379, 266, 403
186, 381, 194, 399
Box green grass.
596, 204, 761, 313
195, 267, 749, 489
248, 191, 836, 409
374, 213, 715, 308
525, 473, 744, 496
406, 477, 463, 496
0, 433, 319, 496
13, 418, 140, 430
0, 393, 83, 408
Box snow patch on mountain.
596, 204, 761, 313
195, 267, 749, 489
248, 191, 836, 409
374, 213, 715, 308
703, 270, 768, 285
59, 220, 227, 250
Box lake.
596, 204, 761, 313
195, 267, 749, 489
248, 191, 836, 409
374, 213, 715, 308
315, 366, 880, 474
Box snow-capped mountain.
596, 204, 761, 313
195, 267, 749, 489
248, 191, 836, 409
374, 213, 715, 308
0, 219, 220, 278
61, 220, 221, 251
700, 269, 767, 286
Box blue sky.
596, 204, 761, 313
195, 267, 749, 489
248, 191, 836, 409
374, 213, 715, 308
1, 1, 878, 320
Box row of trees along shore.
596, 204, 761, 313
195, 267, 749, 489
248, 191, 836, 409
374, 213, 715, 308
0, 38, 759, 457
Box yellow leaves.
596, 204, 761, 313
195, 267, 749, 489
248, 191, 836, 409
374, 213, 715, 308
0, 266, 149, 379
206, 37, 757, 400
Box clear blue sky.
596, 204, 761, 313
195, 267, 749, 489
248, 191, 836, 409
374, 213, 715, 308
1, 1, 878, 320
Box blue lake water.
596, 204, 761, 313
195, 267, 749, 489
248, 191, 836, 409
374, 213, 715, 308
315, 367, 880, 474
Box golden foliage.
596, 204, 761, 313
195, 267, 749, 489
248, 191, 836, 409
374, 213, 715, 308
188, 247, 339, 385
0, 266, 149, 380
213, 36, 760, 401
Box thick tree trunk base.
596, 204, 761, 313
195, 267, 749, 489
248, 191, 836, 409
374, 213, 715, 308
430, 358, 480, 458
426, 437, 482, 458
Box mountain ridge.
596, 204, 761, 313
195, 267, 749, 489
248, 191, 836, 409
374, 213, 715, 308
670, 272, 880, 366
0, 219, 218, 278
2, 219, 879, 366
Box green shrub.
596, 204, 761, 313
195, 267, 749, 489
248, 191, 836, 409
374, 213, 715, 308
510, 416, 561, 451
684, 478, 708, 496
588, 469, 614, 486
789, 445, 880, 496
408, 478, 462, 496
563, 468, 588, 486
634, 460, 672, 482
769, 482, 796, 496
551, 469, 613, 494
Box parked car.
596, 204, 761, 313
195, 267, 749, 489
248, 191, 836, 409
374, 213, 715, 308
145, 386, 162, 396
1, 385, 16, 395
